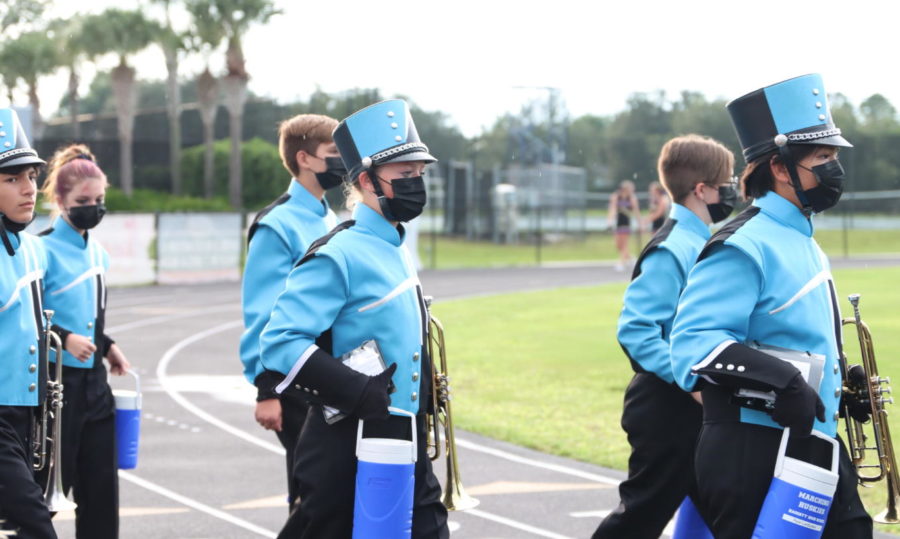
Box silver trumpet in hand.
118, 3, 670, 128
32, 309, 77, 512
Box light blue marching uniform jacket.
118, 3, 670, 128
260, 203, 427, 416
618, 204, 710, 384
240, 180, 338, 385
671, 191, 843, 436
40, 217, 109, 368
0, 229, 47, 406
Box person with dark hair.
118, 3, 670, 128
608, 179, 640, 271
593, 134, 736, 538
260, 99, 449, 538
239, 113, 344, 509
670, 74, 872, 537
38, 143, 130, 539
0, 108, 58, 538
644, 181, 671, 233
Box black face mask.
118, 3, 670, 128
707, 184, 738, 223
67, 204, 106, 230
799, 159, 845, 214
314, 157, 347, 190
375, 175, 427, 222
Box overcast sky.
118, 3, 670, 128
29, 0, 900, 137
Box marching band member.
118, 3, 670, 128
0, 108, 57, 538
593, 134, 736, 538
239, 113, 343, 508
670, 74, 872, 537
260, 99, 449, 538
38, 144, 129, 539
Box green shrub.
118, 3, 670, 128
104, 187, 232, 212
181, 137, 288, 210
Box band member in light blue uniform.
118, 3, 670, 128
239, 114, 342, 508
260, 99, 449, 538
670, 74, 872, 537
594, 134, 736, 538
38, 143, 129, 539
0, 107, 57, 538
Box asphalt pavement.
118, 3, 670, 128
47, 258, 899, 538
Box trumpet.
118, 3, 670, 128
424, 297, 479, 512
32, 310, 77, 512
841, 294, 899, 524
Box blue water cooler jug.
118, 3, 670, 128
353, 407, 417, 539
113, 369, 141, 470
752, 428, 839, 538
672, 496, 714, 539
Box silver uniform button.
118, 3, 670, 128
833, 411, 840, 421
737, 366, 746, 372
29, 345, 36, 354
88, 322, 94, 329
715, 363, 723, 369
28, 383, 36, 392
413, 353, 420, 362
29, 364, 36, 373
835, 388, 841, 398
726, 364, 735, 371
411, 392, 418, 401
834, 364, 839, 374
411, 372, 419, 382
312, 389, 319, 396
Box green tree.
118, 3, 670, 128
185, 0, 281, 208
0, 30, 60, 136
81, 8, 160, 196
47, 16, 92, 139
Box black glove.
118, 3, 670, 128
771, 372, 826, 437
840, 364, 872, 423
354, 363, 397, 420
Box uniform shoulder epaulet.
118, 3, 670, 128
295, 220, 356, 268
698, 205, 760, 262
631, 218, 676, 280
37, 227, 54, 237
247, 193, 291, 243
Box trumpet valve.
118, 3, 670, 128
881, 397, 894, 406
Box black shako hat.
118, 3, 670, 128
727, 73, 852, 163
333, 99, 436, 181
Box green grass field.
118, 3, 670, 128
419, 229, 900, 269
432, 265, 900, 531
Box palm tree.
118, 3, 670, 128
0, 31, 60, 138
151, 0, 190, 195
81, 9, 160, 196
185, 0, 280, 208
48, 16, 90, 139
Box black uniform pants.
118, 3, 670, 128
275, 392, 309, 508
0, 405, 57, 539
278, 408, 448, 539
592, 372, 703, 539
693, 422, 872, 538
36, 366, 118, 539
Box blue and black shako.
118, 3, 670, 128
39, 216, 112, 368
332, 99, 436, 222
727, 73, 852, 215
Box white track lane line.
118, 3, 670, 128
157, 318, 622, 538
118, 471, 277, 538
156, 319, 286, 455
108, 302, 239, 334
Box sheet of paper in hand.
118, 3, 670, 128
734, 342, 826, 411
323, 340, 388, 424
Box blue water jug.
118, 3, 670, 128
113, 369, 141, 470
672, 496, 714, 539
752, 428, 839, 538
353, 407, 417, 539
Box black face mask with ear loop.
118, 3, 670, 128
314, 157, 348, 190
779, 147, 846, 215
368, 169, 427, 222
67, 204, 107, 230
707, 184, 738, 223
